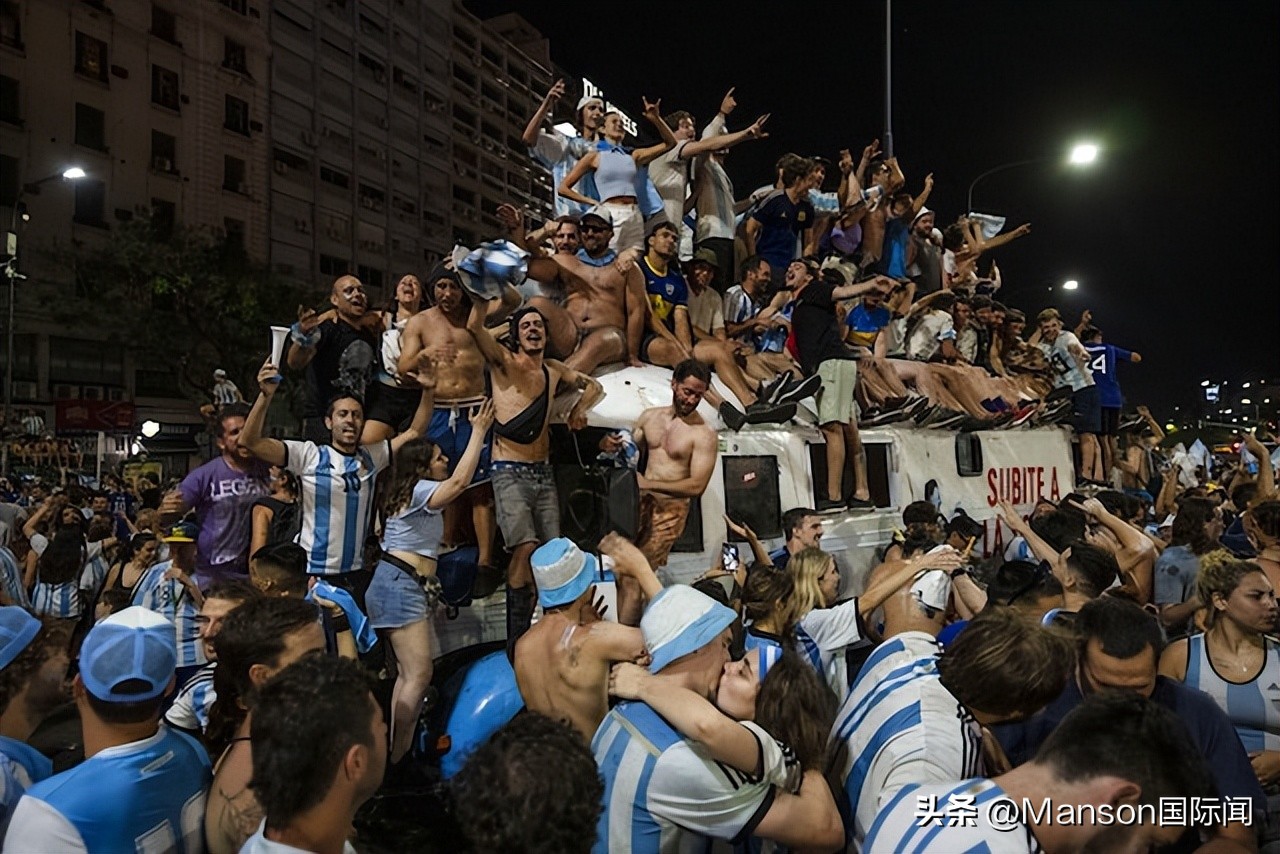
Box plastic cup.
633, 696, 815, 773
269, 326, 290, 382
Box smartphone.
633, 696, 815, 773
721, 543, 740, 573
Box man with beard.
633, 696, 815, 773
467, 299, 604, 651
159, 403, 270, 589
500, 203, 648, 375
398, 268, 500, 590
0, 609, 71, 836
286, 275, 380, 445
601, 359, 718, 625
239, 349, 436, 603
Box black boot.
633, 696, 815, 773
505, 585, 536, 662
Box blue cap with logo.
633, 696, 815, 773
79, 606, 176, 703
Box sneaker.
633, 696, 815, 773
719, 401, 747, 431
775, 373, 823, 405
745, 400, 798, 425
757, 374, 790, 405
1008, 405, 1038, 428
846, 497, 875, 512
926, 410, 968, 430
816, 498, 845, 514
860, 406, 914, 427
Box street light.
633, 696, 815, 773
1062, 280, 1079, 291
967, 141, 1101, 213
4, 166, 86, 472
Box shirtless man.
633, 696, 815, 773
513, 533, 660, 740
499, 203, 647, 375
467, 297, 604, 651
603, 358, 718, 625
397, 268, 501, 589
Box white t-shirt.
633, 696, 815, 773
693, 115, 736, 243
831, 631, 984, 849
796, 598, 864, 698
906, 311, 956, 361
284, 440, 391, 576
648, 140, 693, 231
687, 287, 725, 336
240, 820, 358, 854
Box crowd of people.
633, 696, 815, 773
0, 75, 1274, 854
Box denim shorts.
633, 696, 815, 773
366, 559, 429, 629
491, 461, 561, 548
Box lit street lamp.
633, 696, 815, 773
4, 166, 86, 472
1062, 279, 1079, 291
967, 141, 1101, 213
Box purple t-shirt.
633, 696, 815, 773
178, 456, 270, 579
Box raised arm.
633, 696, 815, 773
725, 515, 771, 568
465, 297, 512, 370
912, 173, 934, 216
239, 361, 289, 467
832, 275, 894, 302
600, 532, 663, 601
680, 114, 770, 160
428, 401, 495, 510
858, 549, 963, 616
632, 97, 678, 166
521, 78, 564, 147
998, 500, 1061, 563
1136, 405, 1164, 443
975, 223, 1032, 255
1243, 431, 1275, 503
388, 355, 437, 453
284, 307, 325, 372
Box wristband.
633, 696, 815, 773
328, 612, 351, 633
290, 321, 321, 348
950, 567, 970, 580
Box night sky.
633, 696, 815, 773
466, 0, 1278, 417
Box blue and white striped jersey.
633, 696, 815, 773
4, 726, 210, 853
131, 561, 206, 668
832, 631, 984, 851
0, 547, 29, 608
1185, 633, 1280, 753
29, 542, 107, 620
285, 440, 391, 577
863, 778, 1042, 854
591, 701, 781, 853
165, 662, 217, 734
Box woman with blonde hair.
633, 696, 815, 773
1160, 554, 1280, 844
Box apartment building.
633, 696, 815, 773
0, 0, 270, 462
266, 0, 554, 298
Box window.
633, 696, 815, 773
150, 198, 175, 236
358, 53, 386, 83
955, 433, 984, 477
223, 155, 246, 192
356, 265, 383, 291
358, 183, 384, 212
150, 5, 177, 43
0, 154, 17, 207
135, 368, 180, 398
150, 130, 176, 172
49, 337, 124, 385
222, 37, 247, 74
74, 103, 106, 150
319, 254, 349, 276
73, 180, 107, 226
224, 95, 249, 134
0, 74, 17, 125
319, 165, 349, 189
272, 147, 309, 175
358, 14, 384, 37
0, 2, 21, 50
74, 32, 109, 83
151, 65, 180, 110
722, 456, 783, 541
219, 0, 247, 14
223, 217, 245, 250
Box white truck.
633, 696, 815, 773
432, 363, 1075, 656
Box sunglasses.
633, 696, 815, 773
580, 224, 611, 234
1004, 561, 1054, 607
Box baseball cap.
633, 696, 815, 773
162, 520, 198, 543
531, 538, 598, 609
576, 95, 604, 112
0, 606, 41, 670
945, 511, 984, 542
689, 248, 719, 270
79, 607, 176, 703
214, 368, 227, 378
581, 205, 614, 228
451, 240, 530, 301
912, 206, 934, 225
642, 585, 737, 673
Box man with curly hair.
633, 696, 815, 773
452, 712, 604, 854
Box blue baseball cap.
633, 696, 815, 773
0, 606, 41, 670
79, 607, 176, 703
642, 585, 738, 673
531, 538, 598, 609
162, 520, 199, 544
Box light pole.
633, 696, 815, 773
966, 143, 1099, 213
3, 166, 86, 469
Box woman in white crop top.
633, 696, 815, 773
367, 400, 494, 762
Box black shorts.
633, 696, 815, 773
1071, 386, 1102, 435
364, 382, 421, 430
1100, 406, 1121, 437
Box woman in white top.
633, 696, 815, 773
367, 400, 494, 762
362, 273, 428, 444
